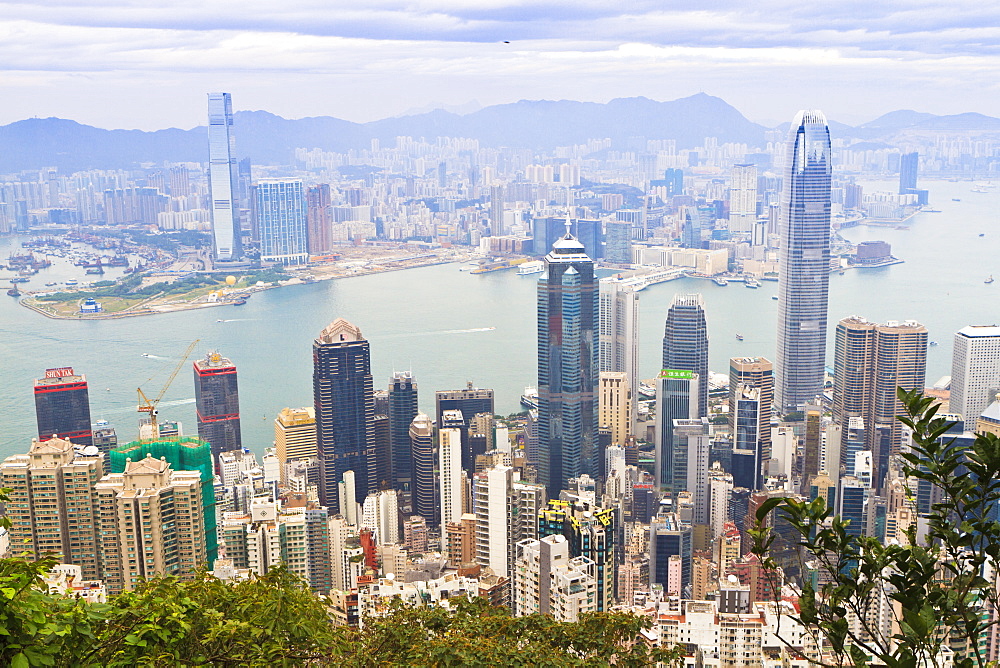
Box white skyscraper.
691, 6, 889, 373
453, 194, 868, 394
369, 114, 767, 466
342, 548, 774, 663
599, 276, 639, 423
951, 325, 1000, 423
439, 427, 463, 526
361, 489, 400, 545
729, 163, 757, 234
207, 92, 242, 262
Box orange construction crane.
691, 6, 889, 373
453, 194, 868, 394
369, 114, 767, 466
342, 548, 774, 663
137, 339, 199, 440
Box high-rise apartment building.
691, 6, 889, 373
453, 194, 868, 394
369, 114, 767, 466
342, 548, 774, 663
489, 185, 505, 236
775, 110, 832, 412
313, 318, 375, 512
538, 500, 617, 612
537, 230, 599, 496
650, 514, 692, 593
513, 534, 598, 621
110, 436, 218, 564
662, 294, 709, 419
256, 179, 308, 265
951, 325, 1000, 422
599, 276, 639, 419
97, 455, 207, 593
439, 424, 463, 526
728, 357, 773, 465
193, 351, 242, 465
387, 371, 418, 491
0, 438, 104, 580
34, 367, 93, 446
729, 164, 758, 234
834, 316, 928, 486
409, 414, 438, 525
472, 465, 544, 579
306, 183, 333, 255
207, 92, 242, 262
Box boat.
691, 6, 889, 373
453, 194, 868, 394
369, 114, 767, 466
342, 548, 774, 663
922, 208, 942, 213
929, 341, 939, 347
517, 261, 545, 276
141, 353, 150, 358
744, 277, 760, 289
520, 387, 539, 410
10, 277, 30, 284
65, 279, 78, 286
952, 198, 962, 202
771, 295, 779, 300
986, 276, 994, 284
638, 382, 656, 398
7, 288, 20, 297
736, 333, 744, 341
980, 233, 986, 237
233, 299, 247, 306
713, 277, 728, 287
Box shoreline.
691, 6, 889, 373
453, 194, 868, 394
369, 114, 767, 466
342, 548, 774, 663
18, 254, 461, 320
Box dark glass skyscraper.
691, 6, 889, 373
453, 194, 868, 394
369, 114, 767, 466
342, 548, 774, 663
775, 110, 832, 412
193, 351, 242, 466
313, 318, 375, 511
207, 92, 242, 262
662, 294, 709, 418
409, 413, 438, 525
899, 152, 919, 193
388, 371, 418, 490
34, 367, 92, 446
537, 229, 599, 496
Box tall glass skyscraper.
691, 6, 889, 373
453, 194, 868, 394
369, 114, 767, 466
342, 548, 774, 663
775, 110, 832, 412
255, 179, 309, 265
387, 371, 418, 491
537, 229, 599, 497
207, 93, 242, 262
662, 294, 709, 419
193, 350, 242, 466
313, 318, 375, 512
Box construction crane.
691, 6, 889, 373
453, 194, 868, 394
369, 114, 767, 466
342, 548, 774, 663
137, 339, 199, 441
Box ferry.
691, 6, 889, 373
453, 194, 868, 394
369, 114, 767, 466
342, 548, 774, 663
517, 261, 545, 276
65, 279, 78, 286
744, 277, 760, 289
736, 333, 744, 341
713, 277, 728, 287
638, 382, 656, 398
520, 387, 539, 410
771, 295, 779, 300
929, 341, 939, 347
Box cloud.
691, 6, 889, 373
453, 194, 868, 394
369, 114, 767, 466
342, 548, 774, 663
0, 0, 998, 128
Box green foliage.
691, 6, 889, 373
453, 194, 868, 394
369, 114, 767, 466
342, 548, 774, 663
750, 389, 1000, 668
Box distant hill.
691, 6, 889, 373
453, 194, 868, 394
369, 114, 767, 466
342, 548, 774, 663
0, 94, 766, 172
3, 96, 1000, 173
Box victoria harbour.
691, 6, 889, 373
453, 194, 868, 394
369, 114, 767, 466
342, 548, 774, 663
0, 179, 995, 460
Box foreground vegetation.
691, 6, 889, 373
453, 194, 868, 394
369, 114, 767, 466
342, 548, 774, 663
0, 554, 680, 667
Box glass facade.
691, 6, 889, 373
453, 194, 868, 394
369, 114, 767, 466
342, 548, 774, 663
256, 179, 308, 265
775, 110, 832, 412
662, 294, 709, 418
207, 92, 242, 261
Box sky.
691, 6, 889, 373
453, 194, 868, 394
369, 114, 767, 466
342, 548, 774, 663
2, 0, 1000, 130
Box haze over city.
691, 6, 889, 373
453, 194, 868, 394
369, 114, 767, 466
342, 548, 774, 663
3, 0, 1000, 128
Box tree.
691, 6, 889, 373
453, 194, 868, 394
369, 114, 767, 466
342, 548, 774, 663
750, 388, 1000, 668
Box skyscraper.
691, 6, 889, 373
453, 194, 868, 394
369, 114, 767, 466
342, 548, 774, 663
306, 183, 333, 256
662, 294, 709, 419
408, 413, 437, 525
490, 185, 505, 236
274, 407, 317, 468
537, 229, 600, 496
256, 179, 309, 265
313, 318, 375, 512
834, 316, 928, 486
207, 92, 242, 262
387, 371, 418, 491
679, 207, 701, 249
193, 351, 242, 465
655, 369, 699, 493
729, 164, 758, 235
439, 422, 463, 526
599, 276, 639, 420
603, 221, 632, 264
950, 325, 1000, 423
728, 357, 774, 466
775, 110, 832, 412
899, 152, 919, 193
34, 367, 93, 446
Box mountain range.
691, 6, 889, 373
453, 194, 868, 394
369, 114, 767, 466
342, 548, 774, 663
2, 94, 999, 173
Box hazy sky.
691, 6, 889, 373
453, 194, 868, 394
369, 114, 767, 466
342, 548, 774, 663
2, 0, 999, 130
